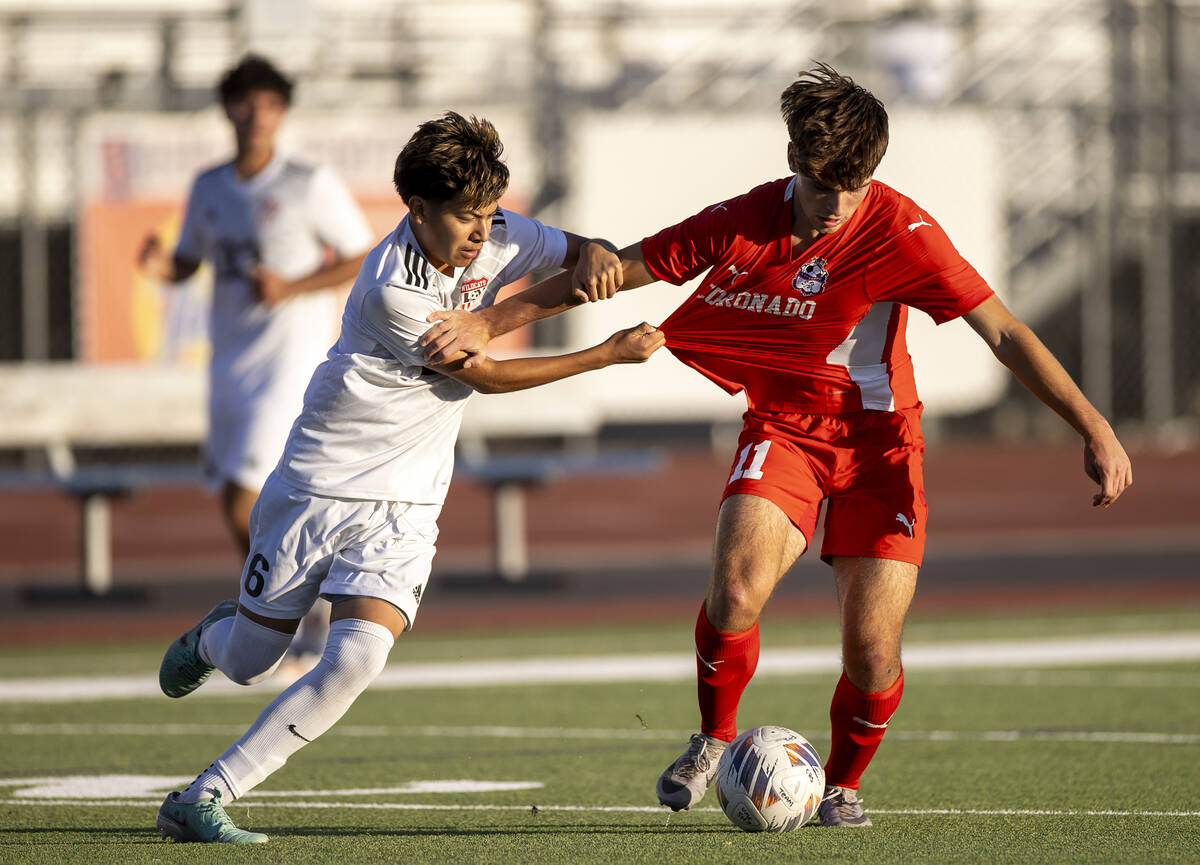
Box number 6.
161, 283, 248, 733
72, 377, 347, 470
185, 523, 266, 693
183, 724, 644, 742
244, 553, 269, 598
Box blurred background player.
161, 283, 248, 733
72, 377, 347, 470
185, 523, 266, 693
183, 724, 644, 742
153, 111, 657, 844
137, 54, 373, 667
420, 64, 1133, 827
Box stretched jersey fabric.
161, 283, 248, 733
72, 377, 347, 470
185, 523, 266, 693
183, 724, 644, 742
175, 152, 373, 485
279, 209, 566, 503
643, 178, 994, 414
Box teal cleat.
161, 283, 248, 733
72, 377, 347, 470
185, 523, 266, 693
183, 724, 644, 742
157, 790, 268, 843
158, 600, 238, 698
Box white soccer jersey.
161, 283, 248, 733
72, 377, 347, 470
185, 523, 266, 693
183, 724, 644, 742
278, 208, 567, 503
175, 152, 373, 488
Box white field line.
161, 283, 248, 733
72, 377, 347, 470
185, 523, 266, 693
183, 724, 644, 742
921, 670, 1200, 688
1, 723, 1197, 746
2, 800, 1198, 818
2, 632, 1200, 703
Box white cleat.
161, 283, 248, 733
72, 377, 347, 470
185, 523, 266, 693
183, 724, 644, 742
655, 732, 728, 811
818, 785, 872, 827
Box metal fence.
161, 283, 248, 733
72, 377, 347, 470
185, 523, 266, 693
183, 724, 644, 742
1, 0, 1196, 440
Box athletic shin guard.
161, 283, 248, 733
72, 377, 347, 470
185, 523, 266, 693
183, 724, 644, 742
824, 669, 905, 789
183, 618, 394, 803
694, 604, 760, 742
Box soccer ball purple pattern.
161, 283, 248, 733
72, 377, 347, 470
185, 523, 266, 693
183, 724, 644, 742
715, 725, 825, 833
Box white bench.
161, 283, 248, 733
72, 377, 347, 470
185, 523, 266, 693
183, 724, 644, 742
0, 362, 663, 592
0, 463, 205, 597
455, 450, 662, 583
0, 362, 209, 596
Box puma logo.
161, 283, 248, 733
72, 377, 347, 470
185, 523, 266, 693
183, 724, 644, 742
907, 215, 932, 232
722, 265, 749, 288
895, 513, 915, 538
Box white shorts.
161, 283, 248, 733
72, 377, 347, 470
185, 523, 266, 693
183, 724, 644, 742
205, 381, 307, 492
238, 473, 442, 630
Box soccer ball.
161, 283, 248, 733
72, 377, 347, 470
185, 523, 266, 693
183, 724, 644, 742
714, 725, 825, 833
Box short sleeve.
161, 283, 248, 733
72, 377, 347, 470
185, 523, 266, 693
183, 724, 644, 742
358, 282, 442, 365
173, 177, 207, 263
491, 209, 567, 285
309, 165, 374, 258
640, 200, 735, 285
870, 214, 993, 325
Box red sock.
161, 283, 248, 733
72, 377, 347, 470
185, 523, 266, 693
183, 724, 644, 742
824, 669, 904, 790
694, 604, 760, 742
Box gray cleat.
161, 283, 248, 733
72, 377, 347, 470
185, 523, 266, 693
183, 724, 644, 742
818, 785, 872, 827
157, 790, 268, 843
656, 732, 728, 811
158, 600, 237, 698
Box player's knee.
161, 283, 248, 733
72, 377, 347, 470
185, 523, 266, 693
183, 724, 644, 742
314, 619, 395, 696
706, 581, 765, 632
214, 619, 294, 686
842, 641, 901, 690
224, 654, 286, 686
323, 639, 389, 686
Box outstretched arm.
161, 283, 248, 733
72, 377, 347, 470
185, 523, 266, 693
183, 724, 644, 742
428, 321, 664, 394
964, 295, 1132, 507
420, 243, 658, 366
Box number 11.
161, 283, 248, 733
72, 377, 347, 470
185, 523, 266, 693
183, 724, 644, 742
729, 440, 772, 483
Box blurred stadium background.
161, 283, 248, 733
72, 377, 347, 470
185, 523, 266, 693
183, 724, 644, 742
0, 0, 1197, 634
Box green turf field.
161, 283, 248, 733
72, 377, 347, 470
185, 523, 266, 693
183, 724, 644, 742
1, 608, 1198, 864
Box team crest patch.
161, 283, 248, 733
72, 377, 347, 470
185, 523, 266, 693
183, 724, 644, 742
458, 277, 490, 310
792, 258, 830, 296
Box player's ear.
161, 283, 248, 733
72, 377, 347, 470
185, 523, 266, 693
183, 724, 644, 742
786, 141, 799, 174
409, 196, 426, 224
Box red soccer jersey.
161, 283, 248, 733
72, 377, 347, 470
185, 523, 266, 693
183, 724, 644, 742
643, 177, 994, 414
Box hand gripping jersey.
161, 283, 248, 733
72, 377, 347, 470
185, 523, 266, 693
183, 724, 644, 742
278, 209, 566, 503
643, 178, 994, 414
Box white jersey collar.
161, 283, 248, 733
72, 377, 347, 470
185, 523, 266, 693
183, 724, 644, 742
231, 150, 288, 192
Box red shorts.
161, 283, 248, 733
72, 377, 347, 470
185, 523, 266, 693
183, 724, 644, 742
722, 406, 928, 566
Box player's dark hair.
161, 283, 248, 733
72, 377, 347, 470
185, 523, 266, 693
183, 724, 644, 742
217, 54, 294, 106
780, 62, 888, 189
393, 112, 510, 208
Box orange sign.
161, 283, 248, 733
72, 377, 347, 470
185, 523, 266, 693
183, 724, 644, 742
78, 195, 530, 364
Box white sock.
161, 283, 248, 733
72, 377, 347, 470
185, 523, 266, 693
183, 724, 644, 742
199, 613, 294, 685
178, 759, 235, 803
181, 618, 394, 803
288, 598, 332, 657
